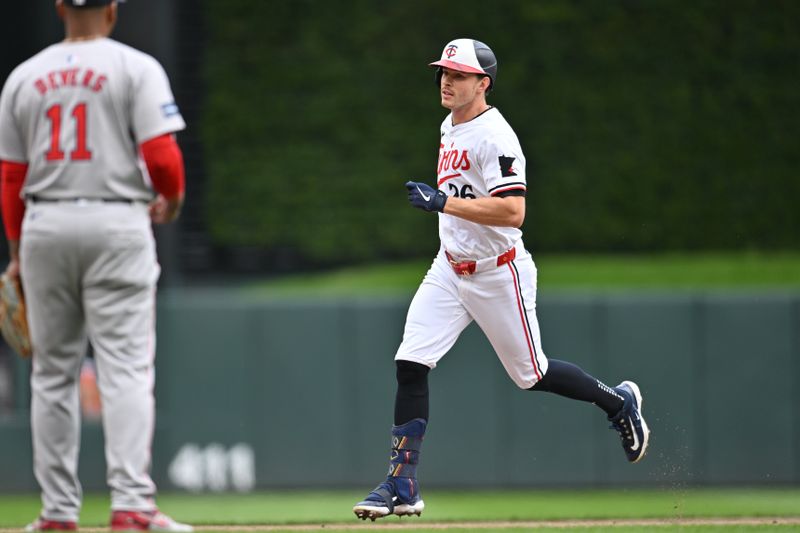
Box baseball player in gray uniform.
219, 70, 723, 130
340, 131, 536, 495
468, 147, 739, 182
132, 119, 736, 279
353, 38, 650, 521
0, 1, 191, 530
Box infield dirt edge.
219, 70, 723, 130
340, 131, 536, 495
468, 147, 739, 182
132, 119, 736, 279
4, 516, 799, 532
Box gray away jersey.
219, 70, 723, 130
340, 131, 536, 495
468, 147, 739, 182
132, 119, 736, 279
0, 38, 185, 201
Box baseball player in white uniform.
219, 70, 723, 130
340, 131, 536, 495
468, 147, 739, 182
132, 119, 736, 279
353, 38, 650, 521
0, 1, 191, 530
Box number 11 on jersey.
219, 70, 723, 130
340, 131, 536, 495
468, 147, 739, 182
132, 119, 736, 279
45, 102, 92, 162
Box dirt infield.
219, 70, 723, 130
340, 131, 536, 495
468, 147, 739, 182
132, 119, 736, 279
4, 517, 799, 531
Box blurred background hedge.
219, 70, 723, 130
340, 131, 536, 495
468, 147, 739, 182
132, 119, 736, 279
2, 1, 798, 277
202, 0, 799, 268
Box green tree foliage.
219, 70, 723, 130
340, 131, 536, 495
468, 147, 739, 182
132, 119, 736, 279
203, 0, 799, 265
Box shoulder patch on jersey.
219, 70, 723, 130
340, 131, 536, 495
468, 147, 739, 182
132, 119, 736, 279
161, 102, 181, 118
498, 155, 518, 177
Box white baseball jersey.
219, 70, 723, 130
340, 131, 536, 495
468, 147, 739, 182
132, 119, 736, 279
436, 107, 526, 260
396, 106, 548, 389
0, 37, 185, 200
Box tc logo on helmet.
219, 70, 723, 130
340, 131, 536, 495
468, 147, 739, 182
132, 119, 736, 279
445, 45, 458, 58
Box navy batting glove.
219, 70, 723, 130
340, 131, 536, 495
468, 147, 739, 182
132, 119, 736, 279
405, 181, 447, 212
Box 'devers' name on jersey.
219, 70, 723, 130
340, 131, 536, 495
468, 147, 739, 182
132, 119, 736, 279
33, 67, 108, 96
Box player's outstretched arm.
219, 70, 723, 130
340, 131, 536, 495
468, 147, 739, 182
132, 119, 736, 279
442, 195, 525, 228
405, 180, 524, 227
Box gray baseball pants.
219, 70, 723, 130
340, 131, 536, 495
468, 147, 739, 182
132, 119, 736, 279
20, 200, 160, 522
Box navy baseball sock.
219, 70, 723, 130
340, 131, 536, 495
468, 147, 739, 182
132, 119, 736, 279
394, 360, 429, 425
529, 359, 624, 416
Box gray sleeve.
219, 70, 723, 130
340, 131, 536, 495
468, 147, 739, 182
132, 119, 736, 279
130, 55, 186, 144
0, 74, 27, 162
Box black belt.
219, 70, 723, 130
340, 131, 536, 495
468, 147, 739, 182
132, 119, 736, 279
27, 196, 135, 204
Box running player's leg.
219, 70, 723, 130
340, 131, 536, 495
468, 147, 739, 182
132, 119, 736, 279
354, 254, 472, 521
392, 253, 470, 427
491, 356, 650, 463
464, 251, 548, 389
533, 361, 650, 463
465, 252, 617, 404
21, 206, 86, 524
82, 204, 161, 511
395, 360, 429, 425
468, 251, 648, 462
530, 359, 622, 414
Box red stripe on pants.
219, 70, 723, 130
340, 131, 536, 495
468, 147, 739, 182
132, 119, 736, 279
506, 262, 541, 381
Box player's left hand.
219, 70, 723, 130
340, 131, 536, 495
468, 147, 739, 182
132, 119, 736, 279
0, 272, 32, 358
405, 181, 447, 212
3, 258, 20, 281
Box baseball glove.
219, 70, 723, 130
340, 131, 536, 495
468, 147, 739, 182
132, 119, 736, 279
0, 273, 32, 358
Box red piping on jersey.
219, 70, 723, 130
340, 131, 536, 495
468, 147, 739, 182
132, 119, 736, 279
0, 160, 28, 241
140, 133, 185, 199
506, 261, 542, 381
490, 185, 526, 197
437, 173, 461, 186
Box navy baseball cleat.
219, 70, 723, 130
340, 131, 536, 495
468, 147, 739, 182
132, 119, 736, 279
608, 380, 650, 463
353, 418, 426, 521
352, 477, 425, 521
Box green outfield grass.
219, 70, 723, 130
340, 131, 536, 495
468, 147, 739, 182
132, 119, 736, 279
1, 488, 799, 532
248, 252, 800, 296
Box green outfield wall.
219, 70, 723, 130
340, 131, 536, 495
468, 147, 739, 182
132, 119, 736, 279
1, 291, 798, 491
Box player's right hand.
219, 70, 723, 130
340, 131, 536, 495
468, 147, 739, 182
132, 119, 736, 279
405, 181, 447, 212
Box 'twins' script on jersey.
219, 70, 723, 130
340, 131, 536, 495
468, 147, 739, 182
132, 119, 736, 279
438, 143, 471, 186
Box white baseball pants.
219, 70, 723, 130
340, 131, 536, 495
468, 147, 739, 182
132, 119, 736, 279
396, 241, 549, 389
